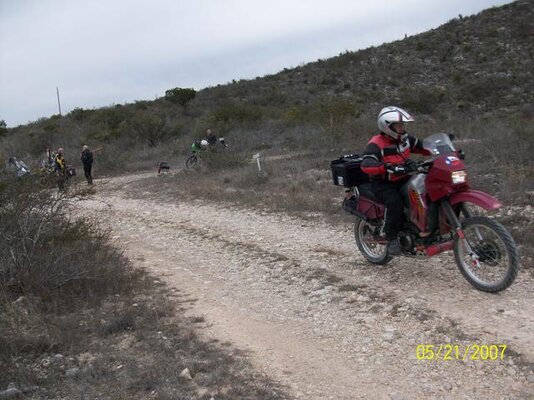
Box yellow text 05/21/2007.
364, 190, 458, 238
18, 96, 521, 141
415, 344, 507, 361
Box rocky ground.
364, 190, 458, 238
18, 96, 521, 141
77, 172, 534, 400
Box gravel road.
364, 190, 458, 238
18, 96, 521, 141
79, 172, 534, 400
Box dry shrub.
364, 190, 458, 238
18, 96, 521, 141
0, 176, 287, 399
0, 175, 146, 365
0, 179, 138, 302
448, 118, 533, 204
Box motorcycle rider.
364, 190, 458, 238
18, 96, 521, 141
361, 106, 430, 255
206, 129, 228, 148
206, 129, 217, 145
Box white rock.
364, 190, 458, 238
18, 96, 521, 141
382, 332, 397, 343
52, 354, 64, 363
179, 368, 193, 380
0, 387, 22, 399
65, 368, 80, 378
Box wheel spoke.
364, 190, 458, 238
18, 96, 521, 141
474, 227, 484, 241
358, 221, 386, 258
458, 223, 511, 286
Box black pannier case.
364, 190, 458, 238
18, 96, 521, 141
330, 155, 369, 187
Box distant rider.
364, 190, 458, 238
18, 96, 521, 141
206, 129, 217, 145
206, 129, 227, 148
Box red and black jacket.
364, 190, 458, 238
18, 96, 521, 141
361, 133, 429, 182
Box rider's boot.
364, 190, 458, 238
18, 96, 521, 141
387, 238, 402, 256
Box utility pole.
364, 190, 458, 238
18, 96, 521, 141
56, 87, 62, 116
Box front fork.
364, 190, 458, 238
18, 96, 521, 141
441, 201, 481, 267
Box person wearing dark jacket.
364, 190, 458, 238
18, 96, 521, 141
206, 129, 217, 145
80, 145, 93, 184
361, 106, 430, 256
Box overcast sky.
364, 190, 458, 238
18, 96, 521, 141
0, 0, 512, 127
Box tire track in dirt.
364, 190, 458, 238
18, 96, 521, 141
79, 176, 534, 400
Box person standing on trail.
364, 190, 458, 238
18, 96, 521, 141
80, 145, 93, 185
54, 147, 67, 190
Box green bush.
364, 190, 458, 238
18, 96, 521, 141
314, 96, 360, 134
283, 106, 306, 124
451, 70, 463, 84
416, 41, 426, 51
68, 107, 93, 122
0, 120, 7, 136
164, 87, 196, 106
400, 86, 445, 114
42, 119, 59, 132
96, 107, 129, 130
458, 76, 510, 103
86, 126, 122, 143
128, 111, 167, 147
209, 102, 263, 124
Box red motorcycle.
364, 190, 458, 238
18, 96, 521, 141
331, 133, 519, 292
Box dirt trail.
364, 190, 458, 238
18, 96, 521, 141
79, 173, 534, 400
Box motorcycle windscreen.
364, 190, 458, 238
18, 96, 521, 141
422, 133, 456, 156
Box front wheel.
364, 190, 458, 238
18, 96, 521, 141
185, 154, 198, 169
454, 216, 519, 292
354, 218, 391, 265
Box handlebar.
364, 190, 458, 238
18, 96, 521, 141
387, 160, 433, 176
416, 160, 433, 173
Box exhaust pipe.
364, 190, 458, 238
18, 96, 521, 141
425, 241, 453, 257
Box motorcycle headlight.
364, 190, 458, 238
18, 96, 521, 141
452, 170, 467, 184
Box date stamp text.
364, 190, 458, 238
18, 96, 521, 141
416, 344, 507, 361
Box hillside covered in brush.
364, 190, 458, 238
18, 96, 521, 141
1, 0, 533, 179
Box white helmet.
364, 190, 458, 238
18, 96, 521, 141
377, 106, 414, 140
200, 139, 208, 147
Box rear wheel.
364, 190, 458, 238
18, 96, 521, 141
454, 216, 519, 292
354, 218, 391, 264
185, 154, 198, 169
